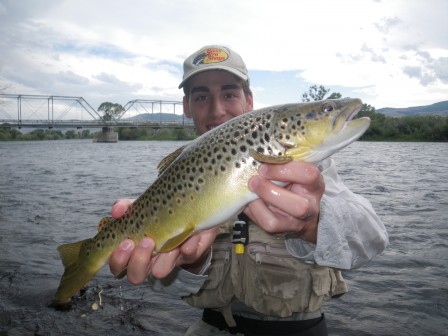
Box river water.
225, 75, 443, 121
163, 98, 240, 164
0, 140, 447, 336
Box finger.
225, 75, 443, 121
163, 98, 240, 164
111, 199, 135, 219
245, 199, 280, 233
127, 237, 155, 284
109, 239, 135, 278
248, 175, 312, 219
179, 234, 201, 259
259, 162, 321, 186
151, 248, 180, 279
180, 227, 218, 261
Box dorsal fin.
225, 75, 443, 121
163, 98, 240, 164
157, 145, 187, 175
97, 217, 114, 232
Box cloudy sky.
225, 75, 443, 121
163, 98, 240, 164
1, 0, 447, 119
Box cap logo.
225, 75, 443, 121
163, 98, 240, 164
192, 48, 229, 66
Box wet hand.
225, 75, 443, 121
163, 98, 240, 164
245, 162, 324, 244
108, 199, 218, 284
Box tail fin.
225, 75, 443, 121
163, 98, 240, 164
52, 239, 101, 305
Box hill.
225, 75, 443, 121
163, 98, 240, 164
377, 100, 448, 117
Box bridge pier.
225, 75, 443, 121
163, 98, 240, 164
94, 127, 118, 143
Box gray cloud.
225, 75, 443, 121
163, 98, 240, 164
432, 57, 448, 84
402, 53, 448, 86
374, 16, 401, 34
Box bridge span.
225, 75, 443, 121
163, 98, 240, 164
0, 94, 193, 130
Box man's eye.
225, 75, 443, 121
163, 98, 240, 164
195, 95, 208, 102
224, 93, 237, 99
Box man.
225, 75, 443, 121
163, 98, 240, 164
109, 45, 388, 335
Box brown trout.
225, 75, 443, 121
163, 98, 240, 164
52, 98, 369, 305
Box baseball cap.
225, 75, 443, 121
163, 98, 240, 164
178, 45, 249, 89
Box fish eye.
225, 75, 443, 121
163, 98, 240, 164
322, 103, 335, 113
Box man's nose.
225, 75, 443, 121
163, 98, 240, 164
209, 97, 226, 117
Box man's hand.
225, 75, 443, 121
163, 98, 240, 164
109, 200, 218, 284
245, 162, 324, 244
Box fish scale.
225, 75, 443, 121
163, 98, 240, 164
51, 98, 370, 306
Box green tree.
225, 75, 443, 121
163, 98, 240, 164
301, 85, 330, 102
65, 130, 76, 139
301, 85, 343, 102
98, 102, 124, 121
327, 92, 342, 99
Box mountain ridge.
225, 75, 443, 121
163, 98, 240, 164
376, 100, 448, 117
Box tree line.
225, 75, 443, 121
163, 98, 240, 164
357, 107, 448, 141
0, 128, 94, 141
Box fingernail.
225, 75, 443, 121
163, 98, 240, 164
119, 239, 134, 251
248, 176, 260, 191
140, 237, 152, 248
259, 164, 268, 176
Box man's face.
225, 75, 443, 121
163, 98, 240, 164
183, 70, 253, 135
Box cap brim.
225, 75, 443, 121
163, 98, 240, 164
178, 66, 249, 89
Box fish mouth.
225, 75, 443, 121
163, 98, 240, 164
330, 98, 362, 130
326, 99, 370, 150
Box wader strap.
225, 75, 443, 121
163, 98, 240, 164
222, 304, 237, 328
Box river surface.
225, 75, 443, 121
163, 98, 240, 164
0, 140, 447, 336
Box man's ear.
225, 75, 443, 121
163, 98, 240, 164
246, 93, 254, 112
183, 96, 193, 118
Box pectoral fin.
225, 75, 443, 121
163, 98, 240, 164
158, 226, 195, 253
249, 148, 292, 164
